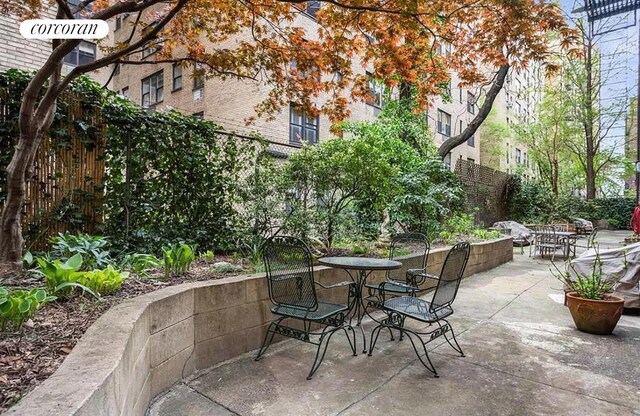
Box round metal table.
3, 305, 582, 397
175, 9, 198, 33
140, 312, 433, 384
318, 256, 402, 353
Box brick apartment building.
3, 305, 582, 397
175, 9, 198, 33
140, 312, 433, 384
110, 3, 481, 164
0, 3, 112, 86
0, 1, 546, 172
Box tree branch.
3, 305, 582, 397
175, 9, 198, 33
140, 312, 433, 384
438, 64, 509, 158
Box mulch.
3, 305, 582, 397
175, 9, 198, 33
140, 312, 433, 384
0, 260, 243, 413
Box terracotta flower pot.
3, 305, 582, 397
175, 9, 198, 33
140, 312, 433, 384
565, 292, 625, 335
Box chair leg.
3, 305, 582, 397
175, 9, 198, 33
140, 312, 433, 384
401, 329, 439, 377
342, 325, 358, 357
255, 319, 283, 361
440, 320, 464, 357
307, 327, 341, 380
367, 323, 385, 357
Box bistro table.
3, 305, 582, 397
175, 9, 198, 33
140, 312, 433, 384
318, 256, 402, 353
531, 230, 577, 258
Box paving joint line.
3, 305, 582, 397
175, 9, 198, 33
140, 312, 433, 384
433, 353, 635, 411
185, 383, 242, 416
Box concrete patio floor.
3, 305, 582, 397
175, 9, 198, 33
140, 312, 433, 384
148, 231, 640, 416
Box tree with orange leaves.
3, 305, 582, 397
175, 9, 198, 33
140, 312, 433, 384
0, 0, 577, 268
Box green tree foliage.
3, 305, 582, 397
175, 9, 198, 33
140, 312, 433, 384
283, 136, 397, 247
479, 110, 510, 170
506, 175, 554, 224
389, 159, 464, 236
514, 81, 579, 196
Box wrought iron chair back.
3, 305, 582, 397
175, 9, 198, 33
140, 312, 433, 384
388, 233, 429, 283
430, 242, 471, 312
263, 236, 318, 312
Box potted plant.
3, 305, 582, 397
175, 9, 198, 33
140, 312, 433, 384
553, 252, 626, 335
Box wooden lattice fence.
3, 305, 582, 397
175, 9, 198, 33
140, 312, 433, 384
0, 86, 106, 251
454, 159, 511, 227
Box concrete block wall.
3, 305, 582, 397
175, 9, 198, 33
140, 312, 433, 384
7, 237, 512, 416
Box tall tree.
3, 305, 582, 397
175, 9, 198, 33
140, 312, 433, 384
0, 0, 575, 268
561, 18, 632, 199
515, 80, 579, 196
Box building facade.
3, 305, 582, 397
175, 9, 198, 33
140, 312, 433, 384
110, 4, 481, 162
480, 65, 543, 177
0, 5, 112, 86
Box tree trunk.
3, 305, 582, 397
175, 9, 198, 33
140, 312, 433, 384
552, 157, 559, 196
0, 126, 41, 268
438, 64, 510, 158
584, 33, 597, 200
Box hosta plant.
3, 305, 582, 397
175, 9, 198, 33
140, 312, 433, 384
78, 265, 128, 296
49, 232, 112, 269
162, 244, 195, 278
36, 253, 97, 299
0, 287, 56, 332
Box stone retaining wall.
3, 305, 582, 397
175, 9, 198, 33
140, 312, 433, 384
7, 237, 513, 416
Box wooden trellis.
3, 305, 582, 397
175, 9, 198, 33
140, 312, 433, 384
454, 159, 510, 227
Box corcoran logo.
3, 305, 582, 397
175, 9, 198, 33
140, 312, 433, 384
20, 19, 109, 39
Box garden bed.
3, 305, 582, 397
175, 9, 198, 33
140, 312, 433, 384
0, 260, 243, 413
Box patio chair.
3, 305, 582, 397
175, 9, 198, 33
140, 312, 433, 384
573, 227, 598, 254
534, 225, 565, 260
364, 233, 434, 305
368, 242, 471, 377
254, 236, 357, 380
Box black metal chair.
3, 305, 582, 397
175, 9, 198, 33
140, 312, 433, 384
368, 242, 471, 377
364, 233, 434, 302
254, 236, 357, 379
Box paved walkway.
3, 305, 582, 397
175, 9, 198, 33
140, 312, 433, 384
148, 231, 640, 416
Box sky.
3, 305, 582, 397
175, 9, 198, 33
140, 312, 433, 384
561, 0, 638, 166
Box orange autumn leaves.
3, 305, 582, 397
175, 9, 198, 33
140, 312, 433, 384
9, 0, 578, 122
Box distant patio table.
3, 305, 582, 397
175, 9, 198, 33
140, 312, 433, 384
318, 256, 402, 353
532, 230, 577, 258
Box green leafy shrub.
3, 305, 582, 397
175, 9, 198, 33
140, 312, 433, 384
554, 251, 628, 300
78, 265, 127, 296
389, 158, 464, 237
124, 253, 162, 275
49, 232, 112, 269
198, 250, 216, 262
36, 254, 97, 298
162, 244, 195, 278
22, 251, 37, 270
0, 287, 56, 331
472, 229, 502, 240
506, 175, 553, 224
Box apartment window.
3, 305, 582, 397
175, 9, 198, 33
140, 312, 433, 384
437, 109, 451, 136
366, 73, 385, 108
468, 158, 475, 164
515, 148, 522, 164
437, 42, 452, 56
141, 41, 161, 59
444, 153, 452, 170
115, 16, 122, 30
467, 92, 476, 114
172, 63, 182, 91
459, 120, 463, 134
193, 63, 204, 90
141, 70, 164, 107
120, 86, 129, 99
192, 112, 204, 119
297, 1, 321, 18
467, 134, 475, 147
289, 104, 319, 145
63, 41, 96, 66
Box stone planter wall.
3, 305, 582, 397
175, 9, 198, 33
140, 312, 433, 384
7, 237, 513, 416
